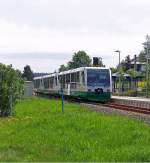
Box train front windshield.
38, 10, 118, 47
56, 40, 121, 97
87, 69, 110, 87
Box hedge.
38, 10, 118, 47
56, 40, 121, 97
0, 64, 24, 117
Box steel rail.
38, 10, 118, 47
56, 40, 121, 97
103, 102, 150, 115
69, 98, 150, 115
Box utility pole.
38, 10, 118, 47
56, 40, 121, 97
115, 50, 121, 96
134, 55, 137, 91
143, 35, 150, 97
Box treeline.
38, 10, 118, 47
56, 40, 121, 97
111, 36, 150, 75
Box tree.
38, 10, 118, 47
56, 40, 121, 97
22, 65, 34, 81
120, 55, 132, 72
138, 35, 150, 63
138, 50, 146, 63
124, 55, 131, 70
0, 64, 24, 117
59, 64, 67, 72
67, 51, 92, 69
120, 59, 126, 72
110, 67, 117, 73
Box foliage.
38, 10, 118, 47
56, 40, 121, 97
125, 55, 132, 70
138, 50, 147, 63
120, 55, 132, 71
110, 67, 117, 73
122, 90, 137, 97
138, 35, 150, 63
1, 97, 150, 161
22, 65, 34, 81
59, 51, 92, 71
68, 51, 92, 69
59, 64, 68, 72
127, 68, 135, 77
0, 64, 24, 117
120, 59, 126, 71
120, 68, 125, 81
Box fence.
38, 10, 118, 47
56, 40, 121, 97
112, 80, 150, 98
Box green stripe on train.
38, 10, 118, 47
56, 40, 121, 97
70, 91, 111, 102
36, 89, 111, 102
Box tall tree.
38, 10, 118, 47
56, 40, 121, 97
67, 51, 92, 69
22, 65, 34, 81
124, 55, 131, 70
120, 59, 126, 72
138, 50, 147, 62
59, 64, 67, 72
120, 55, 132, 71
138, 35, 150, 63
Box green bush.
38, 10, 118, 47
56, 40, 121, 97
121, 90, 137, 97
0, 64, 24, 117
113, 90, 137, 97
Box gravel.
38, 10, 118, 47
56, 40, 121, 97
80, 103, 150, 125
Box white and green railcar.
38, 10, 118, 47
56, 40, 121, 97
34, 67, 112, 102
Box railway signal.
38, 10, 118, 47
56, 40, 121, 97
93, 57, 103, 67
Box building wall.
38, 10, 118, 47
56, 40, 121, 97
24, 81, 34, 97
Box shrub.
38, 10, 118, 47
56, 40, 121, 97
0, 64, 24, 117
121, 90, 137, 97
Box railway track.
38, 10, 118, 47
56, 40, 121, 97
70, 98, 150, 115
103, 102, 150, 115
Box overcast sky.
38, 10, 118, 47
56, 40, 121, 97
0, 0, 149, 72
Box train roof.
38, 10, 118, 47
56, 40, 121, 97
34, 67, 110, 80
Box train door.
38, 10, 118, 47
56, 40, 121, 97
84, 69, 87, 91
66, 73, 71, 95
40, 78, 44, 89
79, 70, 85, 91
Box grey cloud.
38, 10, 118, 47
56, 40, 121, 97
0, 0, 150, 34
0, 52, 71, 60
0, 0, 149, 71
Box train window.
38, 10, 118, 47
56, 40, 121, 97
87, 69, 110, 87
49, 77, 54, 88
44, 79, 46, 88
71, 73, 75, 82
66, 74, 70, 83
48, 78, 50, 88
55, 77, 57, 86
38, 80, 40, 88
59, 75, 62, 88
36, 79, 40, 88
44, 78, 49, 89
81, 71, 85, 85
76, 72, 79, 82
40, 79, 43, 87
61, 75, 65, 88
47, 78, 49, 88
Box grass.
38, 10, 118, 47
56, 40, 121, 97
0, 97, 150, 161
